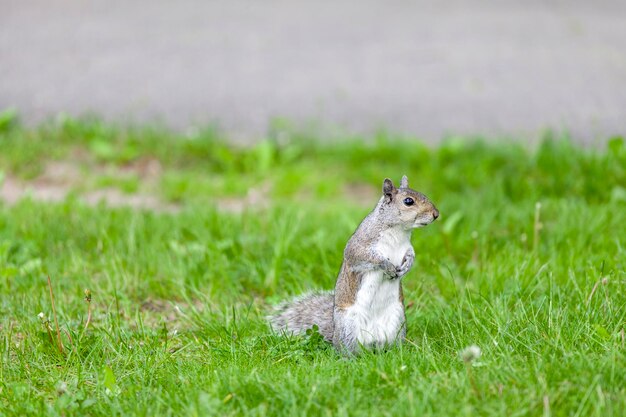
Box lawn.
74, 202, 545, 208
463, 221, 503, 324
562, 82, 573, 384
1, 113, 625, 416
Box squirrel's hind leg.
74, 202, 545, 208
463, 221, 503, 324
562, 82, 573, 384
332, 310, 361, 355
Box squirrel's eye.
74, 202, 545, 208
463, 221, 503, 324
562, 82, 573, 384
403, 197, 414, 206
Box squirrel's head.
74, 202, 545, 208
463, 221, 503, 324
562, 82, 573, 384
381, 175, 439, 229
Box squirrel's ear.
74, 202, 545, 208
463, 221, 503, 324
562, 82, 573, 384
400, 175, 409, 188
383, 178, 396, 202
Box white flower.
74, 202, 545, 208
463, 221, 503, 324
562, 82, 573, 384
460, 345, 481, 363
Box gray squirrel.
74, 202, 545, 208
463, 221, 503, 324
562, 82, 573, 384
270, 176, 439, 354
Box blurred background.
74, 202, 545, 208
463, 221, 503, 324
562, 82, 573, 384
1, 0, 625, 144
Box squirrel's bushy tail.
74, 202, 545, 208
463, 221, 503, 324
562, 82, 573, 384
269, 291, 334, 342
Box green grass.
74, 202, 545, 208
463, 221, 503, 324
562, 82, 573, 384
1, 114, 625, 416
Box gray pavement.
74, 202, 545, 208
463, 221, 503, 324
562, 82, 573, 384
1, 0, 625, 143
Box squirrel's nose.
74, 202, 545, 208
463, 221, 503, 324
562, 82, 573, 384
432, 209, 440, 220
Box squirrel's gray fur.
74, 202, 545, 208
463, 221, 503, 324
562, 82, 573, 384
269, 176, 439, 354
270, 291, 335, 341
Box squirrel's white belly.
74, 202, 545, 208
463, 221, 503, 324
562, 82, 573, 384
345, 270, 405, 347
344, 226, 411, 347
376, 226, 411, 266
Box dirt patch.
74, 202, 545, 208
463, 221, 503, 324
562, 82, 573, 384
1, 174, 69, 205
1, 174, 180, 213
139, 299, 188, 324
136, 298, 213, 332
216, 181, 272, 213
0, 158, 177, 212
38, 160, 83, 185
0, 159, 271, 213
0, 320, 25, 345
118, 156, 163, 180
83, 189, 180, 213
344, 182, 378, 206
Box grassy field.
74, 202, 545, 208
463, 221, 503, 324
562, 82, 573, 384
1, 112, 625, 416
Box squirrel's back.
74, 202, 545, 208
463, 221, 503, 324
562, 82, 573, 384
269, 291, 334, 341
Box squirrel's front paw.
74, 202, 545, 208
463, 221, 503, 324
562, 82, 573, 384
385, 270, 399, 279
382, 259, 399, 279
396, 250, 415, 278
395, 264, 409, 278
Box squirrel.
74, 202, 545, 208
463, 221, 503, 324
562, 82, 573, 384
270, 175, 439, 354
